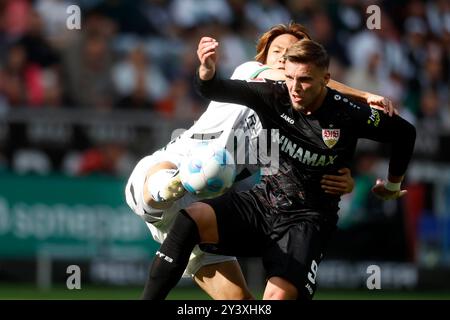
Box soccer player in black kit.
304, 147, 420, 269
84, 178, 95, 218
143, 38, 416, 300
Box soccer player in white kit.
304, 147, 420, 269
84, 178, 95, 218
125, 60, 281, 299
125, 23, 396, 300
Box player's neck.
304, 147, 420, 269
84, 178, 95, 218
304, 87, 328, 115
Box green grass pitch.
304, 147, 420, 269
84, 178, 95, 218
0, 283, 449, 300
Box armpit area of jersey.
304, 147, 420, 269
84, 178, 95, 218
142, 208, 164, 224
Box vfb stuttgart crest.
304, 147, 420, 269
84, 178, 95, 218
322, 129, 340, 148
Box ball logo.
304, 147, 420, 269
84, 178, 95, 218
179, 143, 236, 199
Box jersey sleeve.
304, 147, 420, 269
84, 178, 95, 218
125, 155, 167, 224
350, 103, 416, 177
195, 71, 274, 116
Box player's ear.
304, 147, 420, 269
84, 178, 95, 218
323, 72, 331, 86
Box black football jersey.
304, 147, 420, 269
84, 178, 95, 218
196, 74, 416, 213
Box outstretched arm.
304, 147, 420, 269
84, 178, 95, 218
257, 69, 397, 116
329, 79, 397, 116
196, 38, 273, 113
371, 117, 415, 200
197, 37, 219, 81
353, 107, 416, 201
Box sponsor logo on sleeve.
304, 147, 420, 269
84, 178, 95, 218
280, 113, 294, 124
367, 108, 381, 127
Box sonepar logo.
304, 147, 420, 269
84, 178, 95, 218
0, 172, 158, 259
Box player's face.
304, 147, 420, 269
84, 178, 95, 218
284, 60, 330, 113
265, 34, 299, 69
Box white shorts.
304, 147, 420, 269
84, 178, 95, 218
125, 152, 237, 278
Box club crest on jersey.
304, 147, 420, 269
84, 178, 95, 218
322, 129, 340, 148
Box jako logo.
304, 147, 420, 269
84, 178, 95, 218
281, 113, 294, 124
156, 251, 174, 263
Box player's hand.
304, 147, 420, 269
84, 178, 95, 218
321, 168, 354, 195
158, 169, 187, 202
371, 178, 407, 200
366, 94, 399, 117
197, 37, 218, 80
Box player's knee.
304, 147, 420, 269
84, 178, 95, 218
185, 202, 219, 243
264, 287, 297, 300
264, 277, 298, 300
185, 202, 210, 225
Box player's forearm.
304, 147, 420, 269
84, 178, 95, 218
383, 174, 405, 193
199, 65, 215, 81
196, 70, 228, 102
328, 79, 368, 104
387, 119, 416, 178
195, 71, 256, 107
386, 174, 403, 183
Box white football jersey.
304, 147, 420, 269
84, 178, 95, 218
125, 61, 270, 276
126, 60, 269, 226
164, 61, 268, 175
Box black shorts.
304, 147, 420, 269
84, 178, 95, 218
199, 189, 338, 299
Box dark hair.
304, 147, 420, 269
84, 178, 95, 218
284, 40, 330, 70
255, 22, 311, 63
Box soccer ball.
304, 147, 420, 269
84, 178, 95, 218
179, 142, 236, 199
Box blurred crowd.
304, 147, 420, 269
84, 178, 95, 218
0, 0, 449, 177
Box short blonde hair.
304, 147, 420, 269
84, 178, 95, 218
284, 40, 330, 70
